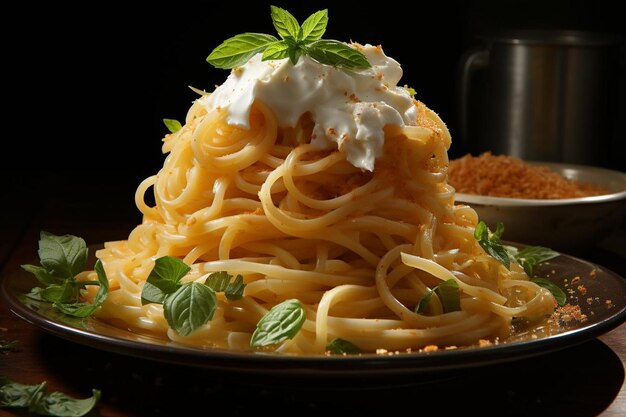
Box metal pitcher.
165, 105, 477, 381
459, 30, 623, 165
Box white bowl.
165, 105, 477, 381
454, 162, 626, 251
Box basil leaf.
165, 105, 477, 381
21, 264, 63, 286
516, 246, 559, 264
299, 9, 328, 41
0, 378, 46, 408
250, 299, 305, 347
0, 378, 100, 417
515, 246, 559, 277
415, 288, 433, 314
163, 282, 217, 336
92, 260, 110, 307
204, 271, 231, 292
25, 286, 45, 301
474, 220, 488, 240
141, 256, 190, 305
54, 259, 109, 318
270, 5, 300, 40
474, 221, 510, 269
262, 41, 291, 61
36, 231, 88, 280
207, 33, 279, 69
31, 389, 101, 417
163, 118, 182, 133
288, 44, 304, 65
326, 338, 360, 354
140, 282, 167, 306
40, 280, 77, 304
53, 302, 94, 317
532, 277, 567, 306
416, 280, 461, 315
204, 272, 245, 301
435, 279, 461, 313
305, 40, 371, 69
517, 258, 534, 279
224, 274, 245, 301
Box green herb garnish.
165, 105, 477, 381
531, 277, 567, 306
140, 258, 246, 336
140, 256, 191, 305
164, 282, 217, 337
414, 288, 433, 314
435, 279, 461, 312
474, 222, 565, 305
415, 279, 460, 314
21, 232, 108, 318
225, 274, 245, 301
513, 246, 560, 278
326, 338, 361, 354
54, 260, 109, 318
250, 299, 306, 347
207, 6, 370, 70
474, 221, 510, 269
163, 118, 182, 133
203, 270, 246, 300
511, 246, 565, 305
0, 377, 100, 417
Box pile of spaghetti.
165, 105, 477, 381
83, 13, 556, 354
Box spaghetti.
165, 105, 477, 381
83, 45, 556, 354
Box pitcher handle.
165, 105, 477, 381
458, 48, 489, 150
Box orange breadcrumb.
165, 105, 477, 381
448, 152, 608, 199
478, 339, 493, 347
551, 304, 588, 324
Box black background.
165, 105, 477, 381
2, 0, 625, 217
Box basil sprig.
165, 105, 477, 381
415, 279, 461, 314
140, 259, 246, 336
475, 221, 566, 305
250, 299, 306, 347
207, 6, 370, 70
21, 232, 109, 318
0, 377, 100, 417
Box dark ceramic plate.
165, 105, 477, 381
2, 250, 626, 376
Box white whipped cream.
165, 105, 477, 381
199, 44, 417, 171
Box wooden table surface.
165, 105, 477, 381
1, 171, 625, 417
